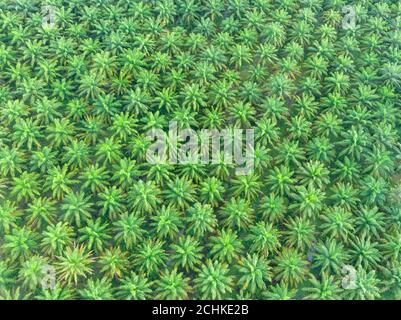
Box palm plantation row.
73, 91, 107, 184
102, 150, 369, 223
0, 0, 400, 299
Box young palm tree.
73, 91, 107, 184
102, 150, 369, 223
177, 163, 206, 183
263, 283, 297, 300
61, 191, 93, 227
230, 44, 252, 69
329, 182, 359, 210
333, 156, 361, 183
267, 165, 295, 196
0, 287, 31, 300
349, 235, 381, 269
95, 137, 122, 165
230, 173, 262, 201
0, 200, 20, 234
275, 139, 305, 166
111, 158, 140, 189
0, 145, 25, 177
18, 255, 48, 290
1, 99, 28, 126
312, 239, 350, 274
209, 228, 244, 263
117, 272, 152, 300
35, 283, 75, 300
78, 218, 111, 253
237, 253, 272, 295
113, 212, 146, 250
41, 222, 74, 256
163, 177, 195, 210
11, 171, 41, 202
124, 87, 151, 115
320, 206, 355, 242
355, 206, 385, 239
98, 247, 129, 279
198, 179, 222, 208
194, 260, 233, 299
220, 198, 254, 231
297, 160, 330, 188
46, 118, 75, 148
210, 80, 236, 109
344, 267, 381, 300
381, 264, 401, 299
78, 71, 105, 99
45, 165, 78, 200
259, 193, 287, 223
290, 185, 325, 219
97, 186, 126, 220
302, 273, 342, 300
128, 180, 161, 214
246, 221, 281, 256
381, 232, 401, 262
307, 137, 335, 163
151, 205, 182, 240
56, 244, 94, 285
134, 239, 167, 276
284, 216, 316, 251
360, 175, 388, 206
0, 0, 399, 302
79, 278, 114, 300
26, 197, 56, 228
187, 203, 217, 237
32, 97, 61, 125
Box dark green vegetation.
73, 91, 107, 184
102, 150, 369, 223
0, 0, 401, 300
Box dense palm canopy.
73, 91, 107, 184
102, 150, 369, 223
0, 0, 401, 300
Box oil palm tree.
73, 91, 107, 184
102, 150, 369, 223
274, 248, 308, 287
56, 244, 94, 285
170, 235, 204, 272
155, 269, 192, 300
